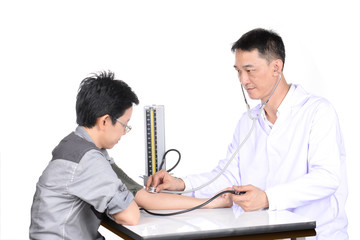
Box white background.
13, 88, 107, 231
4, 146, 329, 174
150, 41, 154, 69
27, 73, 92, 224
0, 0, 359, 239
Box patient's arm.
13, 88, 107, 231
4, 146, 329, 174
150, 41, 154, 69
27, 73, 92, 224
134, 188, 232, 210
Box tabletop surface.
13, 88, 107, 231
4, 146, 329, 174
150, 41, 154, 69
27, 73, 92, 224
111, 208, 316, 240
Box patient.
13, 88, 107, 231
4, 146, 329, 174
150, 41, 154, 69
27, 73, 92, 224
29, 71, 232, 240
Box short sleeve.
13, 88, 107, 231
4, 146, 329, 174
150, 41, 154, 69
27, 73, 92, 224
67, 150, 134, 214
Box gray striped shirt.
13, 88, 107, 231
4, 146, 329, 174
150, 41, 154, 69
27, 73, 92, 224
30, 126, 134, 240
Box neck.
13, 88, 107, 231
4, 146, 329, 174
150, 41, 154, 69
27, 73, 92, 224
263, 75, 290, 124
82, 126, 103, 149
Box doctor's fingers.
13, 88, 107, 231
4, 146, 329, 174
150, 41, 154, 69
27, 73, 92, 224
145, 174, 161, 190
232, 189, 269, 211
154, 182, 173, 192
145, 175, 155, 189
231, 194, 249, 209
232, 184, 255, 192
147, 169, 168, 187
231, 193, 263, 212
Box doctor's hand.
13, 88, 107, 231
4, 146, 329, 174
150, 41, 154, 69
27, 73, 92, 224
146, 169, 185, 193
231, 185, 269, 212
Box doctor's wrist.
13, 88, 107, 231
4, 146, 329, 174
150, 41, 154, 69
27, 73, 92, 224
175, 177, 185, 191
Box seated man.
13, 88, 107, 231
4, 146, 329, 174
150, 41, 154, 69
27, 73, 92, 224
29, 71, 232, 240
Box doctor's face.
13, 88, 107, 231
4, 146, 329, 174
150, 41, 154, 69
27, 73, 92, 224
234, 49, 278, 103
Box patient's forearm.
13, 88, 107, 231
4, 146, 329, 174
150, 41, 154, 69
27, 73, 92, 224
134, 189, 231, 210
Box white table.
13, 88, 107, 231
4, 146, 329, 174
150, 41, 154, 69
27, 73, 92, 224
102, 208, 316, 240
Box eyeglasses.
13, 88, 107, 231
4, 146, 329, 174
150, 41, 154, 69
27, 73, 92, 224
116, 119, 132, 133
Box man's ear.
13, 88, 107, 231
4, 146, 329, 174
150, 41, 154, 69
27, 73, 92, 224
272, 59, 283, 74
96, 114, 111, 130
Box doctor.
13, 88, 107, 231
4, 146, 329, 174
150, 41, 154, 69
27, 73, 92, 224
146, 28, 348, 239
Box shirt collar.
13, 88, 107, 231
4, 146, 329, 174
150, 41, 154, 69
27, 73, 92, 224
74, 126, 113, 162
261, 84, 295, 128
277, 83, 295, 115
75, 125, 95, 144
261, 110, 274, 129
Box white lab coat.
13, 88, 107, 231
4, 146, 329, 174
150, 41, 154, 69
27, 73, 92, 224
183, 84, 348, 240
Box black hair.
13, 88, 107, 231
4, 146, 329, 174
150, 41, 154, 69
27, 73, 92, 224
76, 71, 139, 128
231, 28, 286, 69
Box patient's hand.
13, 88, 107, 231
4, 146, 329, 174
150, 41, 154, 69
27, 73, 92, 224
205, 189, 233, 209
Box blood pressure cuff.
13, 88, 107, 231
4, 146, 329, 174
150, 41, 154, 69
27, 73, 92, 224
111, 163, 143, 197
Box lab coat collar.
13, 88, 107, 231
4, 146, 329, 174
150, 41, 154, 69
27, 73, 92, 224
273, 84, 311, 131
260, 84, 296, 130
276, 83, 296, 117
